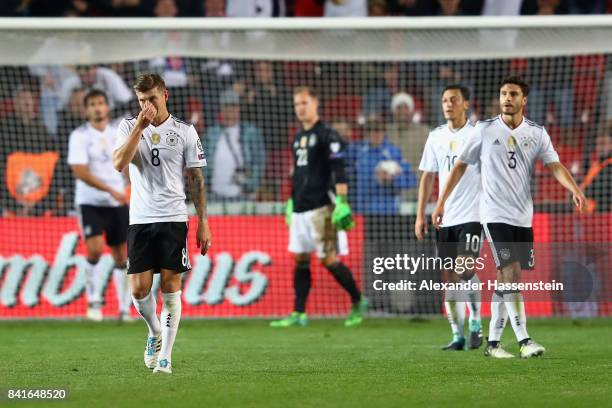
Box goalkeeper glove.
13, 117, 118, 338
332, 196, 355, 231
285, 198, 293, 227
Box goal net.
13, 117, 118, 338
0, 17, 611, 319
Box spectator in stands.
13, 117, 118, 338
580, 124, 611, 213
29, 65, 79, 136
291, 0, 324, 16
525, 57, 574, 131
481, 0, 522, 15
368, 0, 387, 16
386, 0, 436, 15
58, 88, 88, 138
331, 117, 354, 143
204, 0, 226, 16
0, 85, 66, 216
245, 61, 292, 152
362, 63, 404, 119
198, 59, 240, 127
565, 0, 607, 14
324, 0, 367, 16
226, 0, 286, 16
154, 0, 178, 17
205, 89, 266, 201
522, 0, 576, 14
606, 57, 612, 124
437, 0, 465, 15
346, 116, 416, 214
63, 65, 133, 115
386, 92, 429, 186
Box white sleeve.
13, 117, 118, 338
458, 126, 482, 165
67, 130, 88, 165
537, 127, 560, 164
184, 126, 207, 168
418, 135, 438, 172
114, 119, 131, 151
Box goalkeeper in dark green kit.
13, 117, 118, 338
270, 86, 368, 328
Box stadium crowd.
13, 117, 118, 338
1, 55, 610, 217
1, 0, 611, 18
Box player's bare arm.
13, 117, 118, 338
415, 171, 436, 240
432, 160, 468, 229
112, 101, 157, 171
186, 167, 211, 255
70, 164, 127, 204
546, 162, 588, 212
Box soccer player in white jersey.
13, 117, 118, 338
68, 89, 132, 322
433, 76, 587, 359
113, 73, 211, 374
415, 85, 483, 351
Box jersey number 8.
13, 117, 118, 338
151, 148, 161, 166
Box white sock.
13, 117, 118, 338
113, 267, 131, 314
488, 291, 508, 342
132, 292, 161, 337
504, 291, 530, 343
444, 290, 466, 338
158, 291, 182, 364
467, 275, 482, 326
85, 259, 103, 306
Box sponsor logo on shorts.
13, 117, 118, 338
500, 248, 511, 260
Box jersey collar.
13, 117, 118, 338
498, 114, 525, 132
151, 114, 172, 129
447, 119, 470, 134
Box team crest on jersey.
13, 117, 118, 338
520, 136, 530, 149
300, 136, 308, 148
166, 131, 179, 146
309, 134, 317, 147
151, 133, 161, 145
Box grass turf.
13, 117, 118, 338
1, 318, 611, 408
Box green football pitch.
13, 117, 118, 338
2, 318, 611, 408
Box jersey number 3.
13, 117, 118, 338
508, 151, 517, 169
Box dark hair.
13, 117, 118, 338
442, 84, 470, 101
500, 75, 530, 96
293, 86, 318, 100
83, 89, 108, 107
133, 72, 166, 93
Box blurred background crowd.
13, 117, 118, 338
0, 0, 610, 219
1, 55, 610, 217
1, 0, 611, 18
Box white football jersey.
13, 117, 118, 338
115, 115, 206, 225
419, 121, 480, 227
68, 122, 126, 207
459, 115, 559, 227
